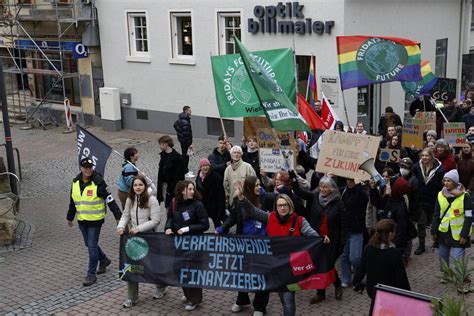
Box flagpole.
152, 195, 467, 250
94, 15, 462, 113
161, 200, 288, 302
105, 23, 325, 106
210, 49, 228, 139
112, 150, 156, 191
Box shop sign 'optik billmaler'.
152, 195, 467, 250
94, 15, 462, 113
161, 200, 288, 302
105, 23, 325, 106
248, 2, 335, 35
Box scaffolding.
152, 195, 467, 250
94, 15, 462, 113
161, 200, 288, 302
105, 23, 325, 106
0, 0, 98, 129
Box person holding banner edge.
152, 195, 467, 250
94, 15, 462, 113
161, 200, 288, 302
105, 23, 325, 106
116, 175, 166, 307
67, 157, 122, 287
164, 180, 209, 311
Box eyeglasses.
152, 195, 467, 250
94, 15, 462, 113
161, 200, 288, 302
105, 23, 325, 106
276, 203, 289, 208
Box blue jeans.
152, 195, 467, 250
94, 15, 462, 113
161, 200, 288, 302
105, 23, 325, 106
78, 223, 107, 276
279, 291, 295, 316
438, 243, 464, 272
341, 233, 363, 284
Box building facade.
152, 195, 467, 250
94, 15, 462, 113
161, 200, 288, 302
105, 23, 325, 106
96, 0, 471, 138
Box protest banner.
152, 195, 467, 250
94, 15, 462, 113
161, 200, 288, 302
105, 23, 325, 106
259, 148, 295, 173
244, 117, 296, 149
315, 131, 380, 180
76, 125, 112, 176
430, 78, 457, 102
378, 149, 400, 163
401, 118, 424, 149
414, 111, 436, 131
119, 233, 335, 292
443, 122, 466, 147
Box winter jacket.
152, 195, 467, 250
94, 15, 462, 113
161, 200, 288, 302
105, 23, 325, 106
235, 198, 318, 237
173, 112, 193, 146
157, 149, 185, 207
208, 148, 231, 177
165, 199, 209, 234
437, 106, 463, 136
341, 184, 368, 235
353, 244, 410, 299
369, 177, 410, 250
242, 146, 260, 179
377, 114, 403, 136
117, 162, 138, 193
196, 169, 226, 222
223, 159, 256, 205
117, 195, 160, 232
402, 173, 420, 221
435, 151, 456, 173
463, 112, 474, 130
456, 152, 474, 191
412, 159, 445, 208
67, 172, 122, 226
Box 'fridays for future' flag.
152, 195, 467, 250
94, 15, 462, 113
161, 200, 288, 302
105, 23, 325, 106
233, 36, 310, 132
76, 126, 112, 176
211, 48, 296, 118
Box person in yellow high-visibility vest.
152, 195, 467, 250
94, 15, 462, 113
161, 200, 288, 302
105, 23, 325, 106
431, 169, 472, 291
67, 157, 122, 286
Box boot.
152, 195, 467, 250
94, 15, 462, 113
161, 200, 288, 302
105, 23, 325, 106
414, 243, 425, 255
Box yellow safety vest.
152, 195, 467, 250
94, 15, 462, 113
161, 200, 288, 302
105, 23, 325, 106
71, 180, 106, 221
437, 192, 468, 241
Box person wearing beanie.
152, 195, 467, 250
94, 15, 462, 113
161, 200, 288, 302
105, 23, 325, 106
455, 143, 474, 192
223, 146, 256, 207
432, 169, 473, 291
435, 139, 456, 173
196, 157, 225, 228
426, 130, 437, 143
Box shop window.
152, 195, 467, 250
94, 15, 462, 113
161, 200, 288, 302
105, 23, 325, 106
126, 11, 150, 62
435, 38, 448, 78
169, 11, 194, 64
217, 12, 241, 55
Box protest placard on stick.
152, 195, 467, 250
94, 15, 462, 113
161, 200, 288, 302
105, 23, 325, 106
401, 118, 424, 149
443, 122, 466, 147
379, 149, 400, 163
414, 111, 436, 131
259, 148, 295, 173
315, 130, 380, 180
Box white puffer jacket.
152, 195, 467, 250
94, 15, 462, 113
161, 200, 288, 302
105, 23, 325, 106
117, 195, 160, 232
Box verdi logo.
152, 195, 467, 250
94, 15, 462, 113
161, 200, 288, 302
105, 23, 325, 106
356, 38, 408, 82
223, 55, 277, 107
125, 237, 149, 261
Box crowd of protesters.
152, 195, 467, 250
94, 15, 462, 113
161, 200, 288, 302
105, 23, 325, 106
67, 100, 473, 315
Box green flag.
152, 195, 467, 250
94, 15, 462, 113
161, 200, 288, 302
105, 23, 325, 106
233, 37, 310, 132
211, 48, 296, 118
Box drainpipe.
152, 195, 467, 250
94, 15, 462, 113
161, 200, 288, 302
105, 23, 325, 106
457, 0, 470, 98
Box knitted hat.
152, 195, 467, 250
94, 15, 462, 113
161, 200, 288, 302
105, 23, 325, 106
426, 130, 437, 138
443, 169, 459, 185
399, 157, 413, 169
199, 158, 211, 167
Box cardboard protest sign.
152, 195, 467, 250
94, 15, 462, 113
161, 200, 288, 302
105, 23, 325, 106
259, 148, 295, 173
315, 131, 380, 180
378, 149, 400, 163
443, 122, 466, 147
414, 111, 436, 131
401, 118, 424, 149
243, 117, 296, 149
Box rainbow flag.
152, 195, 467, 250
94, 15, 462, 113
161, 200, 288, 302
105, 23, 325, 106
308, 56, 318, 105
401, 60, 438, 97
337, 36, 422, 90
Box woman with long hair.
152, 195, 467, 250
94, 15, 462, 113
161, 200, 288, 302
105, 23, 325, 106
164, 180, 209, 311
412, 148, 445, 255
117, 175, 164, 307
353, 219, 410, 310
216, 175, 275, 315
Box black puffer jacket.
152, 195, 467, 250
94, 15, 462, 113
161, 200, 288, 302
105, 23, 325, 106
174, 112, 192, 146
208, 148, 231, 177
196, 169, 226, 223
341, 183, 368, 235
412, 159, 444, 209
165, 199, 209, 234
157, 149, 185, 207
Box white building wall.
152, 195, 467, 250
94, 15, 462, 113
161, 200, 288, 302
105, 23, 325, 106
96, 0, 465, 136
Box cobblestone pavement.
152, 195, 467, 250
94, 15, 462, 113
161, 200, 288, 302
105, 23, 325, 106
0, 125, 473, 315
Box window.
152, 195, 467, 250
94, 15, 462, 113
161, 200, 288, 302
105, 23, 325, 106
170, 11, 194, 64
207, 117, 234, 137
435, 38, 448, 78
217, 12, 241, 55
126, 11, 150, 62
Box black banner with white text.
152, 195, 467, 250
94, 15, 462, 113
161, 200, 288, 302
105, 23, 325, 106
119, 233, 336, 292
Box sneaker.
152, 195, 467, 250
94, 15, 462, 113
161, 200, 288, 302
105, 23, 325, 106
440, 278, 447, 284
310, 294, 325, 304
153, 287, 167, 299
253, 312, 264, 316
97, 258, 111, 274
185, 303, 198, 311
414, 245, 425, 255
122, 298, 137, 308
82, 274, 97, 286
181, 295, 188, 303
231, 303, 249, 312
341, 283, 350, 288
